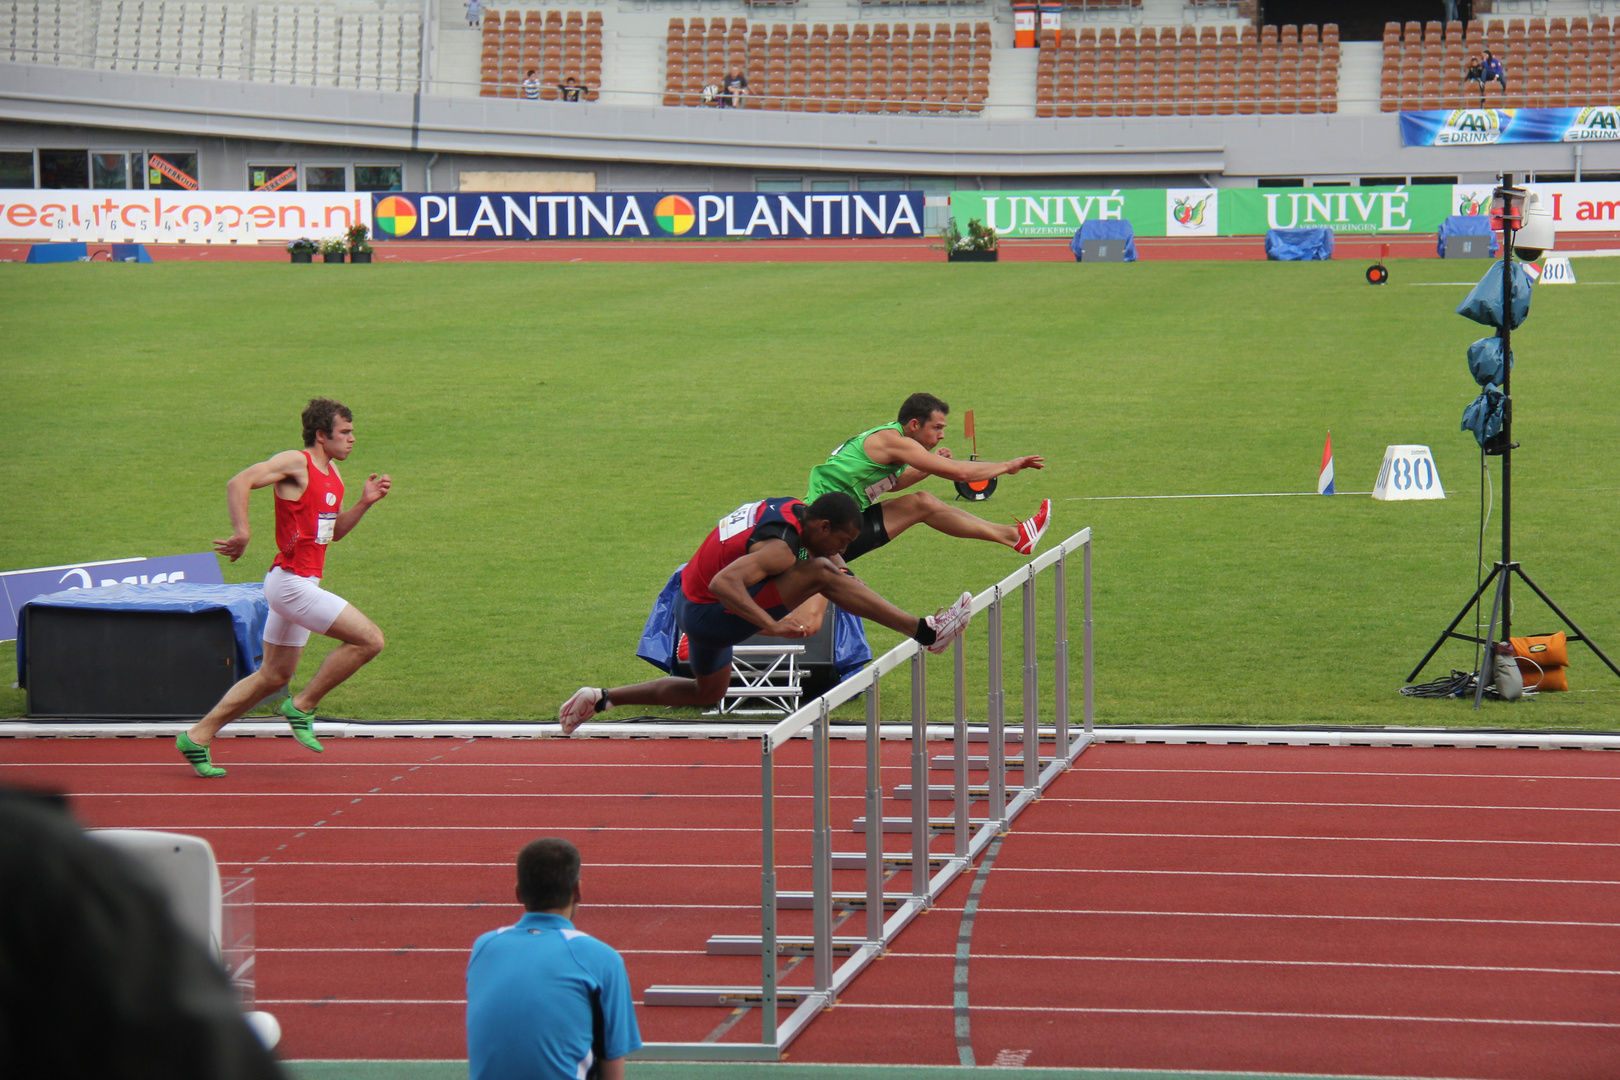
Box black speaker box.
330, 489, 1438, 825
24, 606, 243, 719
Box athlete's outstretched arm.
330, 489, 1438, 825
709, 540, 815, 639
333, 473, 391, 542
865, 428, 1042, 485
212, 450, 308, 562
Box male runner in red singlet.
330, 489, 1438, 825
176, 398, 391, 777
558, 492, 973, 732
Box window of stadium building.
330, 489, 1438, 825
146, 152, 199, 190
756, 179, 803, 192
355, 165, 404, 192
810, 180, 851, 192
306, 166, 348, 192
92, 153, 132, 190
250, 164, 299, 192
0, 151, 34, 188
39, 150, 90, 189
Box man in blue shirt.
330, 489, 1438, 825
466, 839, 642, 1080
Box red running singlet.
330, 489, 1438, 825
682, 497, 807, 609
271, 451, 345, 579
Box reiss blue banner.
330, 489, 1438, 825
370, 191, 926, 240
1, 553, 224, 641
1400, 105, 1620, 146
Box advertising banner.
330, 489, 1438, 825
1220, 185, 1455, 235
369, 191, 926, 240
0, 192, 371, 243
1401, 106, 1620, 146
947, 189, 1165, 239
951, 186, 1455, 238
1449, 180, 1620, 232
1, 553, 223, 641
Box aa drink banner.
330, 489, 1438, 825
370, 192, 926, 240
1401, 106, 1620, 146
0, 192, 371, 242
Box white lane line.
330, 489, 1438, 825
1037, 797, 1619, 813
238, 861, 771, 870
1087, 768, 1620, 782
993, 867, 1620, 887
975, 907, 1620, 929
103, 824, 763, 832
877, 954, 1620, 977
830, 1003, 1620, 1028
1013, 830, 1620, 848
251, 998, 1620, 1027
58, 792, 1619, 813
255, 901, 760, 910
1064, 491, 1378, 500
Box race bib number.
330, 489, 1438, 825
864, 474, 899, 502
316, 512, 337, 545
717, 501, 762, 541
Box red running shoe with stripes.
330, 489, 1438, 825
1014, 498, 1051, 556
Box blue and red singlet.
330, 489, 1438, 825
681, 497, 808, 611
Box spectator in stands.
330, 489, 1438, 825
721, 66, 748, 108
559, 75, 583, 102
1482, 50, 1507, 96
466, 838, 641, 1080
522, 69, 541, 101
464, 0, 482, 28
1463, 54, 1485, 102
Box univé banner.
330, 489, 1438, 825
369, 191, 925, 240
951, 186, 1457, 239
0, 191, 370, 242
1400, 106, 1620, 146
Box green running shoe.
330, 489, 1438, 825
177, 732, 226, 778
279, 697, 324, 753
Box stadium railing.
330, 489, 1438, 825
634, 526, 1093, 1061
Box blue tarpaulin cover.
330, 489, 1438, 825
1456, 260, 1533, 329
25, 242, 87, 264
16, 583, 268, 687
110, 243, 154, 263
1462, 388, 1507, 447
1437, 215, 1499, 258
1070, 220, 1138, 262
636, 567, 871, 679
1467, 336, 1511, 387
1264, 227, 1334, 261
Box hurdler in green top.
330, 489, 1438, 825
806, 422, 909, 509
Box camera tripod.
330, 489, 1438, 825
1406, 174, 1620, 708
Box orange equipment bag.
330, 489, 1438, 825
1521, 665, 1569, 692
1511, 632, 1569, 691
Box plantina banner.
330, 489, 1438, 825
1400, 106, 1620, 146
370, 192, 925, 240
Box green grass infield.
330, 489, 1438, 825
4, 259, 1617, 729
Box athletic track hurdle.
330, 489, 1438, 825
634, 527, 1093, 1061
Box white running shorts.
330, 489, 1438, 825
262, 566, 349, 648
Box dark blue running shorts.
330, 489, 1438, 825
674, 587, 789, 677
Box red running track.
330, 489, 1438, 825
3, 735, 1617, 1077
6, 232, 1619, 264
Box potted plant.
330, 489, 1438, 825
347, 223, 374, 264
940, 217, 999, 262
286, 237, 318, 263
319, 236, 348, 263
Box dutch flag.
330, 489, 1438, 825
1318, 431, 1335, 496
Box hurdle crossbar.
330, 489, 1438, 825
635, 527, 1093, 1061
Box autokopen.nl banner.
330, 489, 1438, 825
369, 191, 926, 240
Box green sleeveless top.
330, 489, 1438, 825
805, 422, 908, 510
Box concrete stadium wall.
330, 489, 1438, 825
3, 60, 1616, 192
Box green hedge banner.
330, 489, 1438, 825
949, 185, 1463, 239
